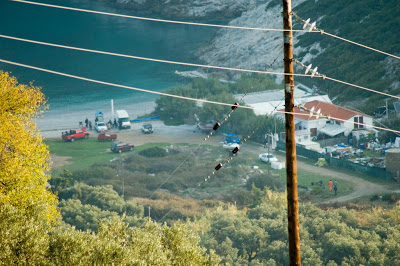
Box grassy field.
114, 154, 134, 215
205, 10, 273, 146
46, 138, 174, 172
45, 139, 360, 204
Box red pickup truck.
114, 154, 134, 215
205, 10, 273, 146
62, 128, 89, 142
98, 131, 117, 141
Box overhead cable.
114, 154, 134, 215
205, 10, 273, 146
204, 100, 284, 182
2, 34, 399, 101
294, 59, 400, 101
150, 97, 247, 199
10, 0, 308, 33
0, 34, 311, 77
1, 57, 399, 136
276, 110, 400, 135
0, 58, 255, 110
11, 1, 399, 60
292, 12, 400, 60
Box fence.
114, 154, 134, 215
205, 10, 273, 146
316, 136, 348, 148
276, 141, 392, 180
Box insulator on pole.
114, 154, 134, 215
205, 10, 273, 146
308, 106, 315, 119
315, 108, 321, 119
215, 163, 222, 171
303, 18, 310, 29
308, 22, 316, 32
305, 64, 312, 74
213, 122, 221, 130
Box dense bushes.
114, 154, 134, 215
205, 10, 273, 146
139, 146, 168, 157
153, 75, 284, 141
201, 190, 400, 265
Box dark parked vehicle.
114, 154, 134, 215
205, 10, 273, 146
111, 142, 134, 153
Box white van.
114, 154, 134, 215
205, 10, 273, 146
115, 110, 131, 129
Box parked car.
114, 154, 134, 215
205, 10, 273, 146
62, 128, 89, 142
141, 123, 153, 134
222, 142, 240, 149
259, 153, 278, 163
98, 131, 117, 141
225, 133, 240, 144
111, 142, 134, 153
197, 121, 214, 134
94, 121, 108, 132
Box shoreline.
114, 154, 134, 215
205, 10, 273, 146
37, 100, 157, 135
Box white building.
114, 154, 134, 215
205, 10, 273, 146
278, 100, 373, 138
234, 85, 331, 115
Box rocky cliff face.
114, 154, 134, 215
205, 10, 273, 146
198, 0, 307, 81
111, 0, 263, 20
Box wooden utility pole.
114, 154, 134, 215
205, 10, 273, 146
282, 0, 301, 265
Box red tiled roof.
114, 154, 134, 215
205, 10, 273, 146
279, 100, 371, 121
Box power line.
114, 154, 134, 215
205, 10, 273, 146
293, 59, 400, 101
292, 12, 400, 60
276, 110, 400, 135
0, 34, 311, 78
321, 32, 400, 60
10, 0, 308, 33
11, 0, 398, 61
323, 76, 400, 100
2, 34, 399, 101
1, 57, 399, 136
148, 146, 201, 199
149, 96, 248, 199
0, 58, 255, 110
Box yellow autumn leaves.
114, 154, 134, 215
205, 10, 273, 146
0, 71, 59, 225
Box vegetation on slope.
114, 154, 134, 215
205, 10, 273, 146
293, 0, 400, 113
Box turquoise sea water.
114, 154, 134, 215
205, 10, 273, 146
0, 0, 218, 129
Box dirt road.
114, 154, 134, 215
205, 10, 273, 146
244, 142, 400, 203
44, 121, 400, 203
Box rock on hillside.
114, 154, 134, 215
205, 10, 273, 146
109, 0, 263, 20
198, 0, 306, 80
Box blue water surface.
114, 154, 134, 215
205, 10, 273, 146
0, 0, 217, 125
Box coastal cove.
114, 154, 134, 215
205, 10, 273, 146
0, 0, 219, 130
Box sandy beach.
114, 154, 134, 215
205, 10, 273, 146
37, 100, 158, 133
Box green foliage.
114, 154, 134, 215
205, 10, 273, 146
58, 183, 144, 231
294, 0, 400, 111
230, 73, 280, 93
49, 169, 74, 193
59, 199, 119, 231
0, 204, 50, 265
48, 218, 220, 265
200, 190, 400, 265
199, 91, 236, 122
139, 146, 168, 157
265, 0, 281, 10
246, 173, 285, 191
155, 86, 196, 125
377, 116, 400, 143
153, 75, 283, 137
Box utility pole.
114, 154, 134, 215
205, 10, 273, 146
268, 132, 271, 174
282, 0, 301, 265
